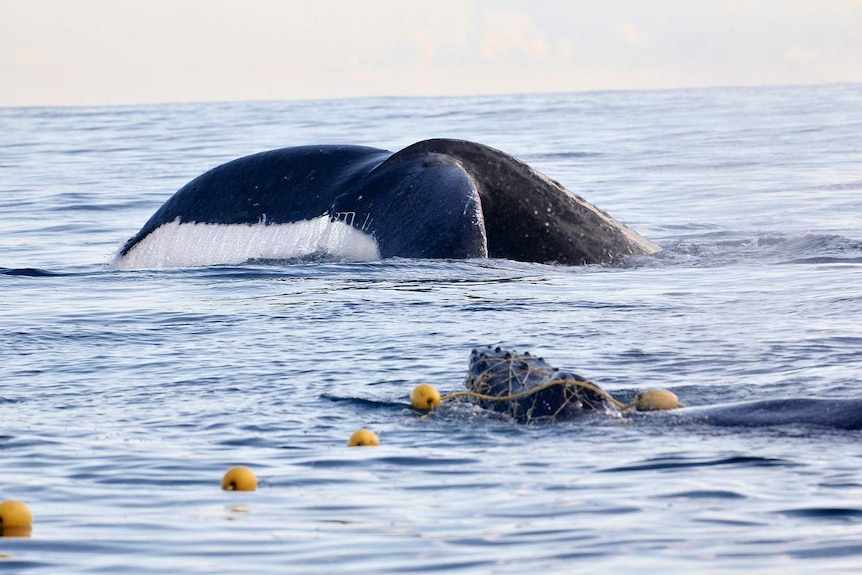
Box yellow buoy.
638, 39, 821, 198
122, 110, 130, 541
411, 383, 442, 411
0, 500, 32, 537
221, 466, 258, 491
347, 428, 380, 447
633, 389, 682, 411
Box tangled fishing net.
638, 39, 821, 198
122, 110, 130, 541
462, 346, 620, 423
410, 346, 682, 423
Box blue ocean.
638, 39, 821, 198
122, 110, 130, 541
2, 84, 862, 573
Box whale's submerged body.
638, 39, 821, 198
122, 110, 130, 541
112, 139, 660, 269
463, 346, 862, 430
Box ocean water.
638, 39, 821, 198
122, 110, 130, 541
2, 84, 862, 573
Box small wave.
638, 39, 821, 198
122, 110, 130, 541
776, 507, 862, 520
320, 393, 409, 411
648, 231, 862, 268
785, 255, 862, 265
0, 267, 61, 276
789, 543, 862, 560
656, 489, 748, 500
601, 455, 788, 473
245, 251, 363, 266
529, 151, 604, 161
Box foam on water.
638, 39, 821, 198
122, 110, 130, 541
111, 216, 381, 269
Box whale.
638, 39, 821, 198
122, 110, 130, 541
659, 398, 862, 430
462, 346, 862, 430
112, 139, 660, 269
464, 345, 616, 423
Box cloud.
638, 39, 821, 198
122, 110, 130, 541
480, 10, 549, 63
618, 22, 648, 46
784, 45, 821, 63
410, 29, 438, 60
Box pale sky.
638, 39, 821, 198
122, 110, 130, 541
1, 0, 860, 107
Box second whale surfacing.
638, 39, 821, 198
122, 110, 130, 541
112, 139, 660, 269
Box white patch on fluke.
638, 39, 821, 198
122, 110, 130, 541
111, 216, 381, 269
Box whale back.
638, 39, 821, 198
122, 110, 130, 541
386, 139, 661, 265
114, 139, 660, 269
675, 398, 862, 430
347, 152, 488, 259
